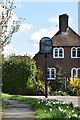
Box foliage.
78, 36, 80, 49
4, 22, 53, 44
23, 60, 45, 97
36, 67, 44, 80
2, 55, 50, 95
0, 0, 23, 50
0, 102, 2, 111
2, 93, 80, 119
35, 80, 51, 95
51, 65, 66, 92
2, 55, 37, 95
26, 79, 45, 95
67, 77, 80, 96
51, 91, 69, 96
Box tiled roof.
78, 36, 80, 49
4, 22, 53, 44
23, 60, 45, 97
51, 27, 80, 46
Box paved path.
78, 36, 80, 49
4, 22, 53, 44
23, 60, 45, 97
2, 100, 35, 120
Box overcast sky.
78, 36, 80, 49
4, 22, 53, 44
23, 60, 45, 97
4, 0, 79, 57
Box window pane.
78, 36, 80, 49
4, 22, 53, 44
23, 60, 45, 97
59, 49, 63, 57
73, 69, 76, 79
51, 69, 55, 78
59, 53, 63, 57
47, 69, 50, 78
55, 49, 58, 56
77, 48, 80, 57
78, 69, 80, 78
72, 48, 76, 57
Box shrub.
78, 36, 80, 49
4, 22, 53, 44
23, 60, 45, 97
26, 80, 51, 95
2, 56, 37, 95
51, 91, 68, 96
67, 77, 80, 96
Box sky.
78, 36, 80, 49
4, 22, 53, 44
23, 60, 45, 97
3, 0, 79, 58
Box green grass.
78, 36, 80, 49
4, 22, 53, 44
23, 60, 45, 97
0, 102, 2, 111
1, 93, 80, 119
0, 100, 6, 111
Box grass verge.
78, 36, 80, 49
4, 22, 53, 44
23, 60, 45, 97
1, 93, 80, 120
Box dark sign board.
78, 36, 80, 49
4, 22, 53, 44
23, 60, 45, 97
40, 37, 52, 54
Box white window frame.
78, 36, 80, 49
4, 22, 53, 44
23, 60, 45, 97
53, 47, 64, 58
71, 68, 80, 79
77, 68, 80, 79
71, 68, 77, 79
71, 47, 80, 58
47, 68, 50, 79
77, 47, 80, 58
47, 67, 56, 80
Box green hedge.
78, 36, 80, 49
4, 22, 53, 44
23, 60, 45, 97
2, 56, 37, 95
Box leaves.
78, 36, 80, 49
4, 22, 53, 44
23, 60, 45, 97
2, 55, 37, 95
67, 77, 80, 95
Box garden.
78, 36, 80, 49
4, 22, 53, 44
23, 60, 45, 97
1, 55, 80, 119
2, 55, 80, 96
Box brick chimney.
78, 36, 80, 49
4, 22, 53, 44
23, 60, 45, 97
59, 14, 68, 32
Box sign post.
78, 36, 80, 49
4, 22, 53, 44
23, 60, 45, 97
40, 37, 52, 98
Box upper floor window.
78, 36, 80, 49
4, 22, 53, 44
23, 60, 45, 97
53, 47, 64, 58
71, 47, 80, 58
71, 68, 80, 79
47, 67, 56, 80
77, 48, 80, 57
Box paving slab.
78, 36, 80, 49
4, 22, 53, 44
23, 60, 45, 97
2, 100, 35, 120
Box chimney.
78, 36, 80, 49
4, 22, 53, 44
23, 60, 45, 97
59, 14, 68, 32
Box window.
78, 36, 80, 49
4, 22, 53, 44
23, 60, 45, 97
77, 68, 80, 78
77, 48, 80, 57
71, 47, 76, 57
71, 68, 80, 79
47, 68, 56, 80
51, 68, 55, 79
59, 48, 63, 57
71, 68, 76, 79
55, 48, 58, 57
53, 47, 64, 58
71, 47, 80, 58
47, 68, 50, 79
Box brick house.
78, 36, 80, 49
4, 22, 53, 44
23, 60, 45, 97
33, 14, 80, 81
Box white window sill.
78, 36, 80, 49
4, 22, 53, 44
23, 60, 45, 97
71, 57, 80, 58
53, 57, 64, 58
47, 78, 56, 80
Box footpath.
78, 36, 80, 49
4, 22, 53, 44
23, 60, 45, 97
2, 99, 35, 120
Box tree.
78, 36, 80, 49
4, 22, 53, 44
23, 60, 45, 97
0, 0, 23, 51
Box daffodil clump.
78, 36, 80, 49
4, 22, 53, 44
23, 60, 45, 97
36, 98, 80, 119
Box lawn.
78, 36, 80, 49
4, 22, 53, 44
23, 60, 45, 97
1, 93, 80, 119
0, 102, 2, 111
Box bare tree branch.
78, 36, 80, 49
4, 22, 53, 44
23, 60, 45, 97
0, 0, 24, 51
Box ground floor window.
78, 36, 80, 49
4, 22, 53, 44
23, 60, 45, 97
71, 68, 80, 79
47, 67, 56, 80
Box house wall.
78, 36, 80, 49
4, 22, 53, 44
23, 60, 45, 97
34, 47, 80, 80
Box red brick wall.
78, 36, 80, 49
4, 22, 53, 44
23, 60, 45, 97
34, 47, 80, 80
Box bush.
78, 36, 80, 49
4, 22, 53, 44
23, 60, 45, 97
67, 77, 80, 96
2, 55, 52, 95
26, 80, 51, 95
2, 56, 37, 95
51, 91, 68, 96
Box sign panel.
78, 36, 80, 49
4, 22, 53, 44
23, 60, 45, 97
40, 37, 52, 54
